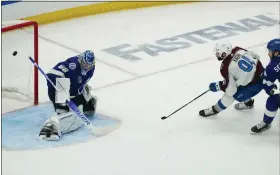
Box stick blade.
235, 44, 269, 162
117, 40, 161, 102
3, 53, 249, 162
161, 116, 167, 120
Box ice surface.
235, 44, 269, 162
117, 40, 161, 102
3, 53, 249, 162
2, 2, 279, 175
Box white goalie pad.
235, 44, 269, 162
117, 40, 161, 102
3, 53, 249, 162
45, 105, 84, 134
55, 78, 70, 104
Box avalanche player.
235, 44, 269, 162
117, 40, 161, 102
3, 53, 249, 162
39, 50, 98, 141
199, 41, 264, 117
251, 38, 280, 133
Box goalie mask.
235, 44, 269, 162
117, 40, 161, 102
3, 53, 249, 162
214, 41, 232, 61
78, 50, 95, 75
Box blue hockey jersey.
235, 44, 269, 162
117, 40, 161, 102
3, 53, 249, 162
47, 56, 95, 97
262, 58, 280, 93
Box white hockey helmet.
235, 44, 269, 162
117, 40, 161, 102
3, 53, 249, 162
214, 41, 232, 61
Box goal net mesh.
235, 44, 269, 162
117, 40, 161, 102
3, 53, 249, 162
2, 20, 38, 105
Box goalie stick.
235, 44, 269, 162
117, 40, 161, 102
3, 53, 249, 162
28, 56, 96, 135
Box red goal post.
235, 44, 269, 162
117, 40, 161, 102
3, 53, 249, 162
1, 20, 39, 105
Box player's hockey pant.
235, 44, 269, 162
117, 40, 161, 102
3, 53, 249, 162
233, 83, 262, 102
263, 93, 280, 123
48, 88, 94, 114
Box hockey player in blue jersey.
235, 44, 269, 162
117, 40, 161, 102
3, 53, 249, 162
39, 50, 98, 141
251, 38, 280, 133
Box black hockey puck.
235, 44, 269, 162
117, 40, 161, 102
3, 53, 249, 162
12, 51, 18, 56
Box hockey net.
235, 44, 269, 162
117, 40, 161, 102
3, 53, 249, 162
2, 20, 39, 111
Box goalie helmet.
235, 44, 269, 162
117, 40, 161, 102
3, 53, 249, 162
267, 38, 280, 59
214, 41, 232, 61
79, 50, 95, 74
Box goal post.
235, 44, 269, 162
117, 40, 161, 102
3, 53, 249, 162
2, 20, 39, 105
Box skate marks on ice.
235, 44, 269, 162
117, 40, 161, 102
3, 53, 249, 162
2, 103, 121, 151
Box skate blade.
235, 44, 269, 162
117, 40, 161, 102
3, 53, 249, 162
235, 106, 254, 111
250, 128, 271, 135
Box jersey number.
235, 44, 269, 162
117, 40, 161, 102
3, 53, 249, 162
238, 55, 255, 72
58, 65, 69, 73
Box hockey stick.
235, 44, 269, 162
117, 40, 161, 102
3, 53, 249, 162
161, 89, 210, 120
28, 56, 96, 135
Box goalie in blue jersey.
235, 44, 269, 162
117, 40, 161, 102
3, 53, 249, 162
39, 50, 98, 141
251, 38, 280, 133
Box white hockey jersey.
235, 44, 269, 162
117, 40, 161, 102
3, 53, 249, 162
225, 49, 260, 96
216, 46, 264, 109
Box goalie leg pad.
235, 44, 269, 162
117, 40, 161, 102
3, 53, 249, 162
40, 105, 85, 141
55, 105, 84, 134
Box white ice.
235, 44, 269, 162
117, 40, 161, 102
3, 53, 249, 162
2, 2, 279, 175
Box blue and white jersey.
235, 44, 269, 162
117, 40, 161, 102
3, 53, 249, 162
262, 58, 280, 93
47, 56, 95, 96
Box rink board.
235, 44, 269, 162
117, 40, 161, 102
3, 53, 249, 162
2, 103, 121, 151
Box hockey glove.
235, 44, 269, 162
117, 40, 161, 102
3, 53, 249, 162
264, 84, 277, 96
82, 84, 92, 102
209, 82, 221, 92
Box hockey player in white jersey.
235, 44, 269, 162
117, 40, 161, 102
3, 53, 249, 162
199, 41, 264, 117
39, 50, 98, 141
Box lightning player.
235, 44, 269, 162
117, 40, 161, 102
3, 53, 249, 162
39, 50, 98, 141
199, 41, 264, 117
251, 38, 280, 133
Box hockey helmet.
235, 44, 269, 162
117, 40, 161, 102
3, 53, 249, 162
79, 50, 95, 72
267, 38, 280, 59
214, 41, 232, 61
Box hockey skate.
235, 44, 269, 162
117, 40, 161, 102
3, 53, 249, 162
199, 106, 219, 117
251, 121, 271, 133
234, 99, 254, 110
39, 118, 61, 141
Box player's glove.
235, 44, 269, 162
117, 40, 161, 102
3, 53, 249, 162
264, 84, 277, 96
209, 82, 221, 92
